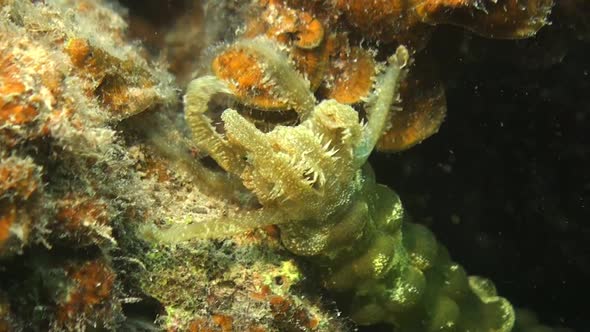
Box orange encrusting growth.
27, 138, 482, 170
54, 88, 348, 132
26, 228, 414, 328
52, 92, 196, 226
292, 13, 324, 49
416, 0, 554, 39
0, 205, 16, 246
208, 0, 553, 154
256, 0, 326, 48
238, 0, 332, 93
335, 0, 552, 41
211, 314, 233, 332
64, 37, 162, 118
213, 47, 287, 110
0, 53, 38, 127
0, 53, 26, 96
333, 0, 432, 49
0, 103, 38, 126
64, 39, 96, 73
377, 60, 447, 152
323, 46, 377, 105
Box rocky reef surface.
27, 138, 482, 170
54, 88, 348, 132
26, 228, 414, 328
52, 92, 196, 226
0, 0, 587, 331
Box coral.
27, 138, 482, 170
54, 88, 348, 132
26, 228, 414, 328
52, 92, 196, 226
148, 0, 570, 327
335, 0, 554, 42
54, 194, 114, 245
154, 44, 408, 241
206, 0, 555, 153
376, 54, 446, 152
0, 1, 171, 330
0, 1, 353, 330
0, 0, 175, 256
152, 43, 515, 330
415, 0, 554, 39
321, 45, 377, 105
211, 39, 316, 114
0, 0, 574, 331
333, 0, 433, 49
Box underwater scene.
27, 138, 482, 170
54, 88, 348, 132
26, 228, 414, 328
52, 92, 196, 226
0, 0, 587, 331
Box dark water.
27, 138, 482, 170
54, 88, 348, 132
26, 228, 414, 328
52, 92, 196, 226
372, 27, 590, 331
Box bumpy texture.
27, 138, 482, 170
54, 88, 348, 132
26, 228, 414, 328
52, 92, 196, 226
1, 1, 353, 331
161, 41, 515, 331
1, 0, 573, 330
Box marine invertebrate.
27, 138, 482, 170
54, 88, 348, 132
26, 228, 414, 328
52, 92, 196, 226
0, 1, 355, 330
217, 0, 554, 153
155, 40, 407, 239
153, 42, 515, 331
416, 0, 554, 39
335, 0, 554, 42
376, 53, 446, 152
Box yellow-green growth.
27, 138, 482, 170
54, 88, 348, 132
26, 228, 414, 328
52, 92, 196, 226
283, 166, 514, 331
155, 44, 515, 331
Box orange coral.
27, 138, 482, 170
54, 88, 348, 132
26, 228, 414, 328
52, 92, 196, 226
416, 0, 554, 39
292, 11, 324, 49
333, 0, 433, 49
240, 0, 332, 92
0, 103, 38, 126
64, 37, 161, 118
207, 0, 554, 156
187, 316, 264, 332
251, 0, 327, 49
290, 37, 331, 91
335, 0, 552, 43
0, 156, 39, 256
377, 56, 447, 152
0, 52, 26, 97
213, 47, 287, 110
65, 38, 95, 72
323, 46, 377, 105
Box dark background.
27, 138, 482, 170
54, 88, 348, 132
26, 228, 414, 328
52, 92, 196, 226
371, 27, 589, 331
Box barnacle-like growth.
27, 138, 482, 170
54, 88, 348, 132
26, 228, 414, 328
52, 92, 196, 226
152, 42, 516, 331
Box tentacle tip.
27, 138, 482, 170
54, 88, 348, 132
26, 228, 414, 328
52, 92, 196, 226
388, 46, 410, 69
